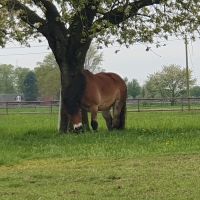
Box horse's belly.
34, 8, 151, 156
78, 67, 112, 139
98, 98, 115, 111
81, 88, 119, 111
98, 104, 111, 111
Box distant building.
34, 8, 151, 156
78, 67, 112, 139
0, 94, 23, 102
15, 95, 22, 102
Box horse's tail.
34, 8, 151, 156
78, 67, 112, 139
118, 101, 126, 129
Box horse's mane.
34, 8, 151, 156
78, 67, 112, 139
63, 71, 86, 115
82, 69, 94, 76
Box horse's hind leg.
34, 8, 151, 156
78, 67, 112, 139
112, 100, 123, 129
102, 110, 113, 131
90, 106, 98, 131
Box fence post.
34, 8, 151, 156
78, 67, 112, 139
50, 101, 53, 114
137, 99, 140, 112
188, 97, 191, 111
6, 102, 8, 114
181, 98, 183, 111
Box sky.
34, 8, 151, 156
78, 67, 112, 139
0, 37, 200, 85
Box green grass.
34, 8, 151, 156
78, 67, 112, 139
1, 112, 200, 199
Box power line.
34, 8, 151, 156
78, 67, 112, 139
0, 36, 191, 50
0, 44, 48, 50
0, 35, 198, 58
0, 51, 50, 57
0, 35, 197, 53
1, 32, 199, 51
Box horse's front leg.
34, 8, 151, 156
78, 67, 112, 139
90, 106, 98, 131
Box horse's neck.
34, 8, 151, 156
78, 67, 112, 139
82, 70, 94, 78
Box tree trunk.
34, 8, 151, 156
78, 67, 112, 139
82, 109, 90, 131
54, 42, 92, 133
58, 93, 69, 133
41, 17, 92, 133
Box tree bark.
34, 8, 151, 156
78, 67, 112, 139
50, 37, 92, 133
82, 109, 90, 131
58, 93, 69, 133
35, 11, 91, 132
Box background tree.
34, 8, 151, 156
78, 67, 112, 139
22, 71, 38, 101
123, 77, 128, 85
190, 86, 200, 97
144, 73, 163, 98
14, 67, 30, 94
35, 54, 60, 100
0, 1, 200, 132
144, 64, 196, 104
84, 44, 104, 73
127, 79, 141, 98
0, 64, 15, 94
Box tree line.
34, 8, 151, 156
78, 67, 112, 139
0, 44, 104, 101
1, 58, 200, 102
0, 64, 38, 101
126, 64, 200, 100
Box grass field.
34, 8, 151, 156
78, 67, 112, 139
1, 112, 200, 199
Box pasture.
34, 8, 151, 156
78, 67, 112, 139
1, 112, 200, 199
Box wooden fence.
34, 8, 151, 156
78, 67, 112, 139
0, 98, 200, 114
0, 100, 59, 115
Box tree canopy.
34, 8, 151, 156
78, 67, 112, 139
0, 1, 199, 48
22, 71, 38, 101
84, 44, 104, 73
144, 64, 196, 100
35, 53, 60, 99
14, 67, 31, 94
190, 86, 200, 97
0, 64, 16, 93
0, 64, 31, 95
127, 78, 141, 98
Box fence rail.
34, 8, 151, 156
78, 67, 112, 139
1, 98, 200, 114
0, 100, 59, 115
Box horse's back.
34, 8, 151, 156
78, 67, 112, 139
82, 70, 127, 110
96, 72, 126, 95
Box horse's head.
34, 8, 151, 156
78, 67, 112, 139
71, 110, 83, 133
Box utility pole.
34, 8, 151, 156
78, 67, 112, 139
185, 35, 190, 110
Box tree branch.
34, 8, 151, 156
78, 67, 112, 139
35, 0, 69, 36
69, 1, 99, 38
97, 0, 161, 25
35, 0, 61, 21
5, 0, 46, 32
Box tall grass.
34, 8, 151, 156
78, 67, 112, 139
1, 112, 200, 165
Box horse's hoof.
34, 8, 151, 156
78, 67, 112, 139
91, 120, 98, 131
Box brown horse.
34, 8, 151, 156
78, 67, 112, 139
64, 70, 127, 132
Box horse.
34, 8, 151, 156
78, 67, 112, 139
63, 70, 127, 132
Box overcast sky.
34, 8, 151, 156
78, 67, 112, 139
0, 37, 200, 85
